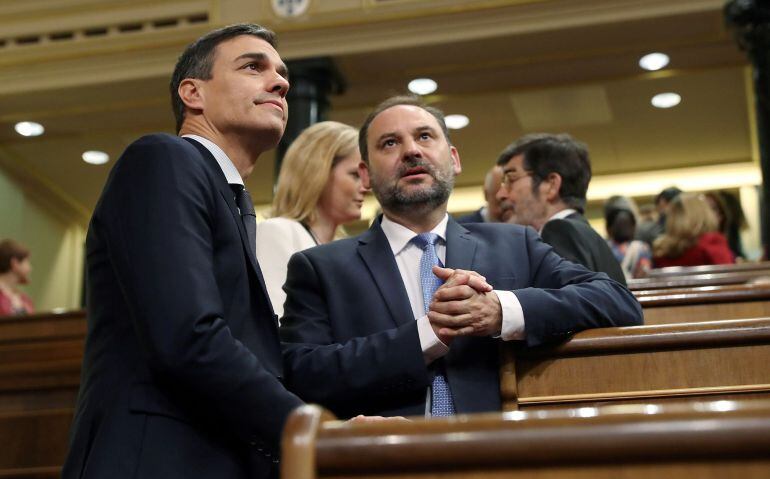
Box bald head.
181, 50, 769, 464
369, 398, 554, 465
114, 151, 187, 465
483, 166, 504, 222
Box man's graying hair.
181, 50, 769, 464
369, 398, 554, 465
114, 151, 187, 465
497, 133, 591, 212
170, 23, 276, 133
358, 95, 451, 164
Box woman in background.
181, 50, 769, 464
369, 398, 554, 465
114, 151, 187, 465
605, 204, 652, 279
704, 190, 748, 260
256, 121, 367, 317
0, 239, 35, 316
653, 193, 734, 267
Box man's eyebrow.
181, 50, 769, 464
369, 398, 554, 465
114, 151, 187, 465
234, 52, 289, 80
374, 131, 398, 145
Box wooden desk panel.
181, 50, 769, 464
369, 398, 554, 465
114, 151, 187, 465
502, 318, 770, 411
283, 401, 770, 479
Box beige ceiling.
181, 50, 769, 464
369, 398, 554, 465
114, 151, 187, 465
0, 0, 754, 224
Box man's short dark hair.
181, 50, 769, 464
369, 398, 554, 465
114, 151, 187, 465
358, 95, 451, 164
0, 239, 30, 274
496, 133, 591, 212
170, 24, 276, 133
655, 186, 683, 206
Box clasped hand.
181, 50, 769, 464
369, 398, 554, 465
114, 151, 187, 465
427, 266, 503, 343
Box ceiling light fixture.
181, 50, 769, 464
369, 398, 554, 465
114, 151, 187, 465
445, 114, 469, 129
651, 92, 681, 109
14, 121, 44, 137
408, 78, 438, 95
639, 52, 670, 71
82, 150, 110, 165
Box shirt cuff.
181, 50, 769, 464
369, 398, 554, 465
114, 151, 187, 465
494, 290, 526, 341
416, 315, 449, 364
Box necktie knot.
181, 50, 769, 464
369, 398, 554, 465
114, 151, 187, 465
412, 232, 440, 250
231, 184, 256, 218
231, 184, 257, 258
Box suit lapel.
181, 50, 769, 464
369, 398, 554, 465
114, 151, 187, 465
445, 218, 477, 272
183, 138, 273, 313
357, 219, 415, 327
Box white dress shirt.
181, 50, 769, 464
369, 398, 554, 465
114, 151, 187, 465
182, 134, 242, 186
379, 214, 526, 365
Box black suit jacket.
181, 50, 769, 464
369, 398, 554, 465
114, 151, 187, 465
541, 212, 627, 286
63, 135, 303, 479
280, 217, 642, 419
455, 207, 485, 224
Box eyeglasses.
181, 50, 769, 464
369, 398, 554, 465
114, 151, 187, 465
501, 171, 532, 189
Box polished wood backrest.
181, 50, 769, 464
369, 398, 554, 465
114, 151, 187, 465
282, 400, 770, 479
628, 270, 770, 290
638, 283, 770, 324
645, 262, 770, 278
0, 310, 85, 478
501, 318, 770, 411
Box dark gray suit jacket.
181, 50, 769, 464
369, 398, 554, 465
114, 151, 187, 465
541, 212, 627, 286
63, 134, 303, 479
280, 217, 642, 419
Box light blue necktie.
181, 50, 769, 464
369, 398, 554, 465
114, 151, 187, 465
412, 233, 456, 417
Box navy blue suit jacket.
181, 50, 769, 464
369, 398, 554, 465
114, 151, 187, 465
63, 135, 303, 479
280, 217, 642, 419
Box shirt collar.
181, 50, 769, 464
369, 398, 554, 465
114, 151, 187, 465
538, 208, 577, 234
182, 134, 243, 186
547, 208, 577, 222
380, 213, 449, 256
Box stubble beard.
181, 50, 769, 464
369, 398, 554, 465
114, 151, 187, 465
370, 157, 455, 217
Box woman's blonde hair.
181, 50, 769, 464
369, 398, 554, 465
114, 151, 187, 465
653, 193, 719, 258
271, 121, 358, 224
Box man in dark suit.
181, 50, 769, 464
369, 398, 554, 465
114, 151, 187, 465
280, 96, 642, 419
455, 166, 504, 224
63, 24, 305, 479
495, 134, 627, 285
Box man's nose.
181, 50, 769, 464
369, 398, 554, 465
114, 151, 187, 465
269, 72, 289, 98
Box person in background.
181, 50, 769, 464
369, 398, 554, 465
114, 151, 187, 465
455, 165, 504, 224
0, 239, 34, 316
636, 186, 682, 246
653, 193, 734, 267
495, 133, 627, 285
704, 190, 748, 260
256, 121, 367, 317
604, 201, 652, 279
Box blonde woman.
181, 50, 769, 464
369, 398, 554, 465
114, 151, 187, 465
256, 121, 367, 317
653, 193, 734, 267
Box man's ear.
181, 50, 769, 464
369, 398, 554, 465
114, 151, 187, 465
544, 172, 562, 202
359, 161, 371, 189
178, 78, 205, 112
450, 145, 462, 175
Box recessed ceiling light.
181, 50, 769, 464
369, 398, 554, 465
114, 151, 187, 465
445, 114, 469, 130
408, 78, 437, 95
651, 92, 681, 109
639, 52, 670, 71
82, 150, 110, 165
14, 121, 44, 137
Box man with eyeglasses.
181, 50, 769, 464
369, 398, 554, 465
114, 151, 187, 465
496, 133, 627, 285
279, 97, 641, 420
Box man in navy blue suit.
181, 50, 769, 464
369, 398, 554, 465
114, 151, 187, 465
280, 96, 643, 420
64, 24, 304, 479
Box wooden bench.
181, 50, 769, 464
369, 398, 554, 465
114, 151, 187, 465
628, 270, 770, 291
645, 262, 770, 278
501, 318, 770, 411
0, 310, 85, 479
282, 399, 770, 479
640, 283, 770, 324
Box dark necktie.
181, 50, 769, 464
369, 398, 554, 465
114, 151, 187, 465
232, 184, 257, 258
411, 233, 456, 417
